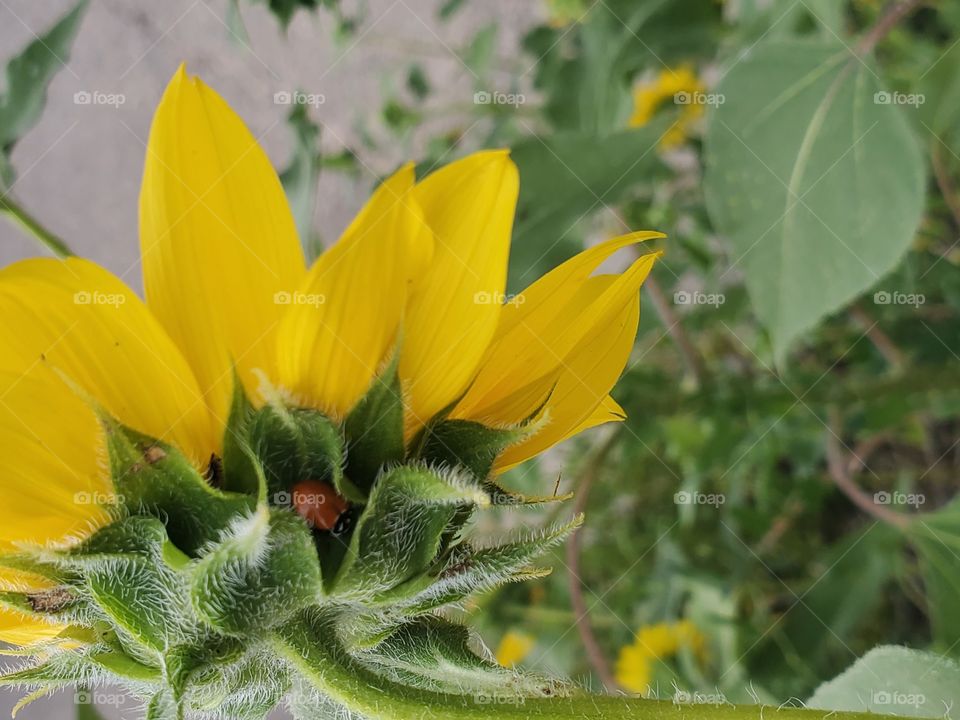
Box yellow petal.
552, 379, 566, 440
400, 150, 519, 429
0, 365, 109, 646
0, 258, 216, 464
453, 235, 661, 424
494, 291, 640, 472
140, 66, 305, 432
276, 164, 430, 418
0, 606, 64, 646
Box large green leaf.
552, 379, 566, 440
704, 40, 925, 361
808, 646, 960, 718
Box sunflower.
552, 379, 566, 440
0, 66, 661, 647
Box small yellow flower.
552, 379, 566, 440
629, 65, 706, 149
0, 66, 663, 645
496, 630, 536, 667
615, 620, 708, 694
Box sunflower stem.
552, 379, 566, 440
271, 613, 880, 720
0, 193, 74, 258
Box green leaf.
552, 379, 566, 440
808, 646, 960, 718
255, 0, 320, 29
508, 124, 667, 292
0, 0, 87, 152
343, 359, 404, 494
463, 24, 497, 81
908, 500, 960, 655
332, 467, 487, 598
190, 507, 322, 635
406, 64, 430, 101
224, 0, 250, 46
703, 40, 925, 362
279, 103, 322, 246
438, 0, 467, 21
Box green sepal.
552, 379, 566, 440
0, 553, 69, 585
391, 515, 582, 614
359, 616, 565, 697
344, 358, 405, 495
0, 649, 98, 688
165, 635, 245, 698
416, 417, 569, 506
88, 559, 188, 655
61, 517, 190, 654
88, 651, 161, 683
187, 652, 291, 720
100, 416, 255, 555
483, 479, 575, 507
247, 403, 361, 502
418, 418, 527, 480
146, 690, 182, 720
189, 506, 322, 635
331, 466, 488, 598
221, 373, 267, 500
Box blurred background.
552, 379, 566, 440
1, 0, 959, 718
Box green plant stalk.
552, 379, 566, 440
272, 615, 879, 720
0, 193, 74, 257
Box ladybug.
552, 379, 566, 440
290, 480, 353, 535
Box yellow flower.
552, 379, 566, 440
495, 630, 536, 667
629, 65, 706, 149
0, 66, 661, 645
615, 620, 708, 694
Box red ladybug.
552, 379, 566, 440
290, 480, 353, 534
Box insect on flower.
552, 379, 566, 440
290, 480, 353, 534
